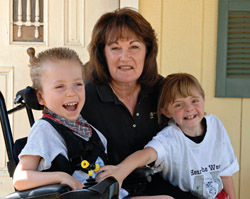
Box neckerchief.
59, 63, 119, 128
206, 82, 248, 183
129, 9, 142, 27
43, 108, 92, 139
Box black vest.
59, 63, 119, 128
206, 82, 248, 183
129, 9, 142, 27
42, 117, 108, 175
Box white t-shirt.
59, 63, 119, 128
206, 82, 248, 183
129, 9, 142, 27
145, 114, 239, 199
19, 119, 128, 198
19, 119, 107, 183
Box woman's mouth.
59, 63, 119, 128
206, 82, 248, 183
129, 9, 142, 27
118, 65, 133, 70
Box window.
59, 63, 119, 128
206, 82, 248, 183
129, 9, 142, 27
12, 0, 44, 42
216, 0, 250, 97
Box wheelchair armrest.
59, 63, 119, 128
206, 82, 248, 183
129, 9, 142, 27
6, 177, 119, 199
122, 166, 154, 195
123, 166, 154, 184
60, 177, 119, 199
88, 176, 119, 198
6, 184, 71, 199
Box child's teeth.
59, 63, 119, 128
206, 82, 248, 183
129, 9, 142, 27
65, 102, 77, 106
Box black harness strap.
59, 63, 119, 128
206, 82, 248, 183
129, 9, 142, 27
42, 117, 107, 174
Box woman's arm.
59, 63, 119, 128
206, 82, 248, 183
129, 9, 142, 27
96, 147, 157, 187
221, 176, 236, 199
13, 155, 83, 191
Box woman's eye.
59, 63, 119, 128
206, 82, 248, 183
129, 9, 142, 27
131, 45, 139, 49
111, 47, 120, 51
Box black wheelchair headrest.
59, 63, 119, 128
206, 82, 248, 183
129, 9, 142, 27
15, 86, 44, 110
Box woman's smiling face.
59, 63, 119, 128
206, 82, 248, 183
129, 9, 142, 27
104, 35, 146, 86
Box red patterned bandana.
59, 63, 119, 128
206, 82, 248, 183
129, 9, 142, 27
43, 108, 92, 139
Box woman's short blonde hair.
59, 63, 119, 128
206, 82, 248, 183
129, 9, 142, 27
157, 73, 205, 128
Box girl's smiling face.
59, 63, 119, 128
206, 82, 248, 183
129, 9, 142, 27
37, 60, 85, 121
161, 92, 205, 136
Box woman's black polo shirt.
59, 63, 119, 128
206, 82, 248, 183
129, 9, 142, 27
81, 78, 163, 165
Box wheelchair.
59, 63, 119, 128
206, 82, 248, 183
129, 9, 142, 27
0, 48, 154, 199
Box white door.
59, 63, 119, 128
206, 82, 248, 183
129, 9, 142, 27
0, 0, 138, 196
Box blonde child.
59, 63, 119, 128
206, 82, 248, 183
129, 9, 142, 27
97, 73, 239, 199
13, 48, 108, 191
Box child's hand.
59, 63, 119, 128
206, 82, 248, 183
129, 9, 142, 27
59, 172, 83, 190
96, 165, 126, 189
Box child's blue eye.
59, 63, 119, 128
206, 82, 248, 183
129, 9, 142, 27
174, 104, 181, 108
192, 99, 199, 103
74, 82, 84, 88
55, 85, 64, 89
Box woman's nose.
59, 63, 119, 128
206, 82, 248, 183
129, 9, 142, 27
120, 50, 130, 61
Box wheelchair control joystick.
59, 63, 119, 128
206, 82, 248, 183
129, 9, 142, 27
81, 160, 100, 188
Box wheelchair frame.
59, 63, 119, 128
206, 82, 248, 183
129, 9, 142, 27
0, 88, 119, 199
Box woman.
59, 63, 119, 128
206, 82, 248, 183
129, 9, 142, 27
81, 7, 196, 199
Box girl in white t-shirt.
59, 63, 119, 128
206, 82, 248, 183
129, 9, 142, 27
97, 73, 239, 199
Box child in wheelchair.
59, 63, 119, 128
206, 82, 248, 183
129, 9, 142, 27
97, 73, 239, 199
12, 47, 127, 198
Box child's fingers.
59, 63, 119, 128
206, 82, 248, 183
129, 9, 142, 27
98, 165, 114, 172
70, 180, 83, 190
97, 166, 115, 177
96, 170, 112, 182
59, 173, 83, 190
96, 166, 120, 182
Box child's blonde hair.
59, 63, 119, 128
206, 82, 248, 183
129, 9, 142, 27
29, 47, 84, 91
157, 73, 205, 128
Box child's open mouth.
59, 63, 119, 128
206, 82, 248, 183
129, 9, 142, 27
184, 115, 196, 120
63, 102, 78, 111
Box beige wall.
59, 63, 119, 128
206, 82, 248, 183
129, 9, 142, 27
139, 0, 248, 198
